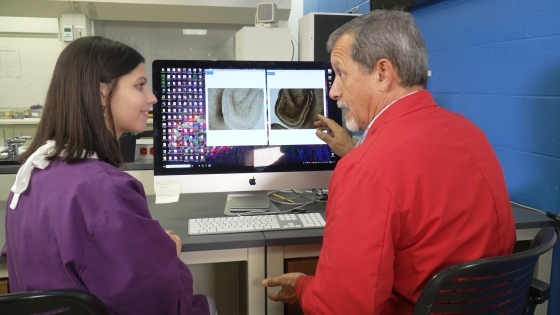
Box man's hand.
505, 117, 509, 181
315, 114, 355, 157
262, 272, 306, 304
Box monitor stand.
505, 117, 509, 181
224, 191, 281, 216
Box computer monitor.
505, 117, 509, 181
152, 60, 342, 215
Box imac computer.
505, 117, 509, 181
152, 60, 342, 215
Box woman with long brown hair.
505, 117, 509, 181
2, 36, 215, 315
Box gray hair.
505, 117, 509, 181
327, 10, 428, 87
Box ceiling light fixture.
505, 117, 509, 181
182, 29, 207, 35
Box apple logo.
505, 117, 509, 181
249, 177, 256, 185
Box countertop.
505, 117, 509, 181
0, 197, 557, 265
0, 118, 41, 125
0, 118, 153, 125
0, 159, 154, 174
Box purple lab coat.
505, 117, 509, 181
2, 158, 210, 315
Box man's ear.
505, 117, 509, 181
100, 82, 109, 108
375, 59, 395, 90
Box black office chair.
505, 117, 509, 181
413, 226, 556, 315
0, 289, 110, 315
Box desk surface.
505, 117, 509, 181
147, 194, 265, 252
0, 161, 153, 174
0, 195, 557, 264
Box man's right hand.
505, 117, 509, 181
314, 114, 355, 157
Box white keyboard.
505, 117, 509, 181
188, 213, 326, 235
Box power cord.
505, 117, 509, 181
269, 189, 327, 204
235, 200, 316, 216
290, 35, 298, 61
290, 39, 295, 61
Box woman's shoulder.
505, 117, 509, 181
39, 159, 144, 197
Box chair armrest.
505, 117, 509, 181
529, 278, 550, 305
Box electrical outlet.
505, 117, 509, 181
75, 26, 85, 39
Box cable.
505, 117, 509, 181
290, 39, 295, 61
236, 200, 316, 216
291, 34, 298, 46
268, 189, 327, 205
510, 201, 546, 215
348, 6, 360, 13
235, 189, 325, 216
268, 190, 307, 205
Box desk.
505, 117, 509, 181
0, 196, 557, 315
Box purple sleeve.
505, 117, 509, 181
78, 193, 209, 315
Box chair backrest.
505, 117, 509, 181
413, 227, 557, 315
0, 289, 110, 315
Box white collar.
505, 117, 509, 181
10, 140, 98, 210
356, 90, 421, 146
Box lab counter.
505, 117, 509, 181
0, 193, 557, 315
0, 194, 556, 262
0, 194, 266, 264
0, 161, 20, 174
0, 160, 154, 174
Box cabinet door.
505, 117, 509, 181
0, 126, 14, 146
284, 257, 319, 315
0, 278, 9, 295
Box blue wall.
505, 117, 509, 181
305, 0, 560, 313
413, 1, 560, 312
304, 0, 372, 14
412, 0, 560, 214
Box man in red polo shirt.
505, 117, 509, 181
263, 10, 516, 314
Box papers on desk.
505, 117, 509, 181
155, 180, 181, 204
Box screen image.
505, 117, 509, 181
207, 88, 265, 131
270, 88, 324, 130
152, 60, 341, 213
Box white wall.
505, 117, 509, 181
0, 17, 63, 109
0, 37, 62, 109
101, 21, 244, 84
0, 1, 304, 109
0, 17, 246, 111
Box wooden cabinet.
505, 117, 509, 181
0, 278, 9, 295
284, 257, 319, 315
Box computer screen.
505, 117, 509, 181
152, 60, 342, 215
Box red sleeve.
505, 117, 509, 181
294, 163, 399, 314
295, 275, 314, 300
